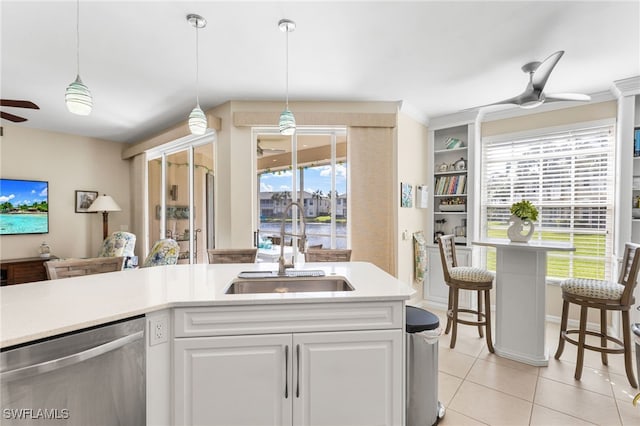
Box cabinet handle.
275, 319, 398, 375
284, 345, 289, 399
296, 344, 300, 398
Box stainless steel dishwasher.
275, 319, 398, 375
1, 316, 145, 425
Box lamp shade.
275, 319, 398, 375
189, 105, 207, 135
87, 194, 121, 212
279, 108, 296, 135
65, 75, 93, 115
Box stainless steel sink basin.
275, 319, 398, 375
225, 277, 354, 294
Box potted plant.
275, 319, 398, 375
510, 200, 538, 222
508, 200, 538, 242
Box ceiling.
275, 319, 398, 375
1, 1, 638, 144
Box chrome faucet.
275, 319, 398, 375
278, 201, 307, 275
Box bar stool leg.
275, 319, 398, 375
477, 290, 484, 338
445, 286, 453, 335
621, 310, 638, 388
484, 289, 494, 353
450, 287, 459, 349
554, 300, 569, 359
600, 308, 608, 366
574, 306, 588, 381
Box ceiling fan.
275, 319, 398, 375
478, 50, 590, 109
0, 99, 40, 122
257, 139, 286, 157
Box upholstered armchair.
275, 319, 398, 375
97, 231, 136, 258
142, 239, 180, 267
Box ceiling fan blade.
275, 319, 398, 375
0, 99, 39, 109
545, 93, 591, 102
0, 111, 28, 122
531, 50, 564, 91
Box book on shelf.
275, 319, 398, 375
434, 175, 467, 195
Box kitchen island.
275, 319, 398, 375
1, 261, 414, 426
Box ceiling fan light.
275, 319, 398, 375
188, 105, 207, 135
279, 109, 296, 135
65, 75, 92, 115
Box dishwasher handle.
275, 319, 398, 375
1, 330, 144, 382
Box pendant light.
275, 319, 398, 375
65, 0, 92, 115
278, 19, 296, 135
187, 14, 207, 135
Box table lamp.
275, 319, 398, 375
87, 194, 121, 239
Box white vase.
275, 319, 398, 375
507, 215, 534, 242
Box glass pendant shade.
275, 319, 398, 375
189, 105, 207, 135
65, 75, 92, 115
279, 108, 296, 135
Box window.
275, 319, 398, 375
481, 121, 615, 280
256, 128, 348, 252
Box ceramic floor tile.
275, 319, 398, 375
539, 358, 614, 397
438, 408, 488, 426
465, 358, 538, 401
616, 397, 640, 425
448, 381, 532, 426
529, 404, 597, 425
476, 347, 541, 375
609, 371, 640, 403
438, 347, 477, 379
438, 371, 463, 406
439, 329, 487, 358
534, 376, 621, 425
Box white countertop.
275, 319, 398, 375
0, 261, 414, 348
473, 238, 576, 252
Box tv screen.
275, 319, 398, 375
0, 178, 49, 235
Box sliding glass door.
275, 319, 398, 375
146, 136, 214, 264
255, 128, 348, 259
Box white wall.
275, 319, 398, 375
1, 126, 131, 260
395, 111, 428, 300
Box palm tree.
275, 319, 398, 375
311, 189, 323, 217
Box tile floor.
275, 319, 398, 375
425, 308, 640, 425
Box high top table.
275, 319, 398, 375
473, 238, 575, 366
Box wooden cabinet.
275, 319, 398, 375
1, 256, 56, 285
172, 302, 404, 426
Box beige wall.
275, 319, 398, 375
396, 112, 429, 300
1, 126, 131, 260
482, 101, 617, 137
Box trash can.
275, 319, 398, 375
406, 305, 445, 426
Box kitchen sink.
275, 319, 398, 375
225, 277, 354, 294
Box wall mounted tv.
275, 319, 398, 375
0, 178, 49, 235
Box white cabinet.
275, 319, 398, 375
424, 246, 471, 309
293, 330, 402, 426
174, 334, 292, 426
431, 124, 473, 245
173, 302, 404, 426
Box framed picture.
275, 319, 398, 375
75, 190, 98, 213
401, 182, 413, 208
155, 205, 190, 220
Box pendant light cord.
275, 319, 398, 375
285, 27, 289, 109
195, 24, 200, 107
75, 0, 80, 76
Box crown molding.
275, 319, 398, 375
611, 76, 640, 98
398, 101, 429, 127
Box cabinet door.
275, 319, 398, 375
174, 334, 292, 426
292, 329, 402, 426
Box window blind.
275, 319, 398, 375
481, 123, 616, 280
